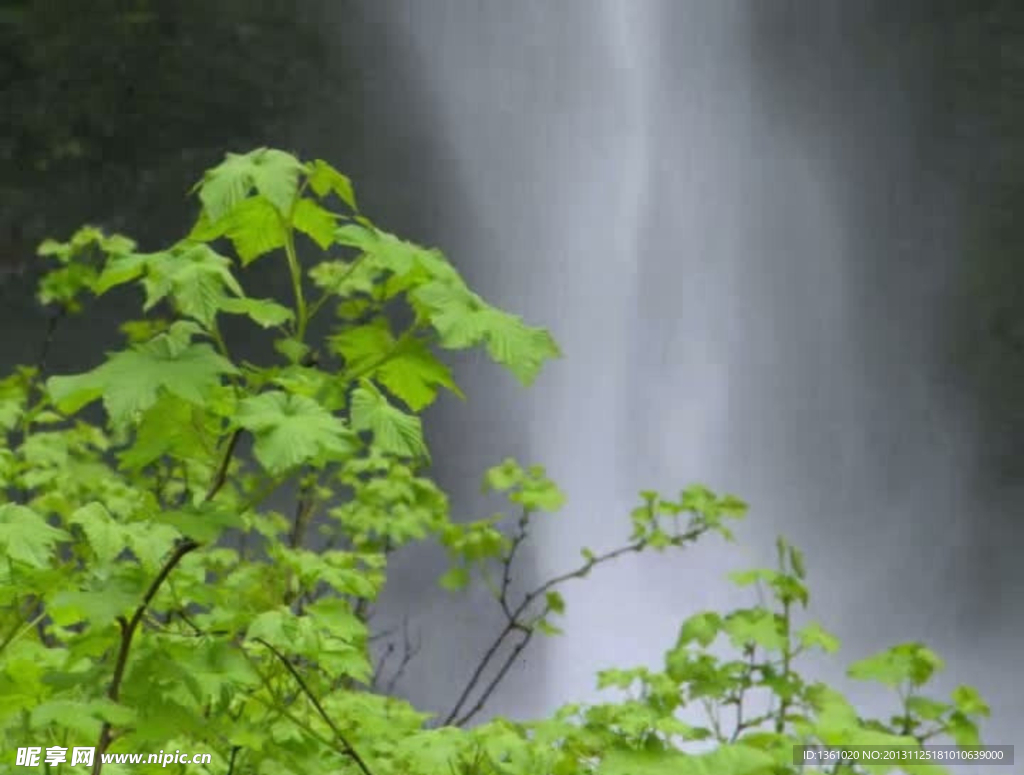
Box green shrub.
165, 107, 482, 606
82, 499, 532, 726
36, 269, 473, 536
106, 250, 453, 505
0, 149, 990, 774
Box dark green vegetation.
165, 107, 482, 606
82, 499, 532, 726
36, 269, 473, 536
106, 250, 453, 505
0, 150, 993, 773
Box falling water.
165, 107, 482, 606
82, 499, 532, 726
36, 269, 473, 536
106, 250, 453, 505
373, 0, 1019, 745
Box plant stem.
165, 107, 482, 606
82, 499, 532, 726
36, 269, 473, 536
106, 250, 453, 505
282, 222, 308, 342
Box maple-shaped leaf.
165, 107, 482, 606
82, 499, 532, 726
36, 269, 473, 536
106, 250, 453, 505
95, 244, 245, 327
189, 196, 286, 265
334, 223, 423, 277
46, 322, 238, 427
68, 502, 127, 564
412, 281, 560, 385
328, 318, 393, 373
477, 307, 561, 385
193, 147, 304, 221
306, 159, 358, 210
292, 197, 339, 250
378, 337, 463, 410
350, 380, 428, 459
0, 503, 70, 568
236, 391, 358, 474
141, 244, 244, 326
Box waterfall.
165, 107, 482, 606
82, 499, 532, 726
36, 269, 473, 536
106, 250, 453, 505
376, 0, 1017, 744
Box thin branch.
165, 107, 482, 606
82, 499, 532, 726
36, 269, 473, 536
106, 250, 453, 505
254, 638, 376, 775
383, 618, 421, 696
204, 428, 242, 503
450, 626, 534, 727
441, 618, 523, 726
498, 510, 530, 618
92, 537, 201, 774
36, 306, 65, 380
225, 746, 241, 775
442, 525, 708, 726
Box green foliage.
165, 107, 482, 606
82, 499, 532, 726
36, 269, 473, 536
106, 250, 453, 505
0, 149, 991, 774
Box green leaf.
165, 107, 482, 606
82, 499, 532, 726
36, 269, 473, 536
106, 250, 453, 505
545, 591, 566, 615
195, 147, 304, 220
728, 568, 777, 588
49, 582, 143, 626
236, 391, 358, 474
218, 296, 294, 328
951, 685, 990, 716
0, 504, 69, 568
32, 699, 135, 739
675, 612, 723, 649
119, 392, 223, 470
329, 318, 394, 372
190, 196, 286, 265
483, 459, 523, 492
306, 159, 358, 210
292, 197, 339, 249
334, 223, 418, 277
723, 608, 787, 652
946, 711, 982, 747
797, 622, 841, 654
847, 643, 944, 688
478, 308, 561, 385
94, 251, 149, 294
331, 321, 463, 410
350, 380, 428, 459
309, 258, 378, 298
142, 244, 244, 326
600, 744, 775, 775
153, 504, 245, 544
905, 696, 950, 721
47, 323, 238, 427
536, 618, 564, 637
439, 565, 470, 592
381, 338, 463, 409
69, 502, 126, 564
412, 282, 560, 385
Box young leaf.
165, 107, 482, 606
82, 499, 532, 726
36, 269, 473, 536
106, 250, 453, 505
350, 379, 428, 460
194, 147, 304, 220
139, 244, 244, 326
439, 565, 471, 592
236, 391, 359, 474
306, 159, 358, 210
218, 297, 294, 328
796, 622, 841, 654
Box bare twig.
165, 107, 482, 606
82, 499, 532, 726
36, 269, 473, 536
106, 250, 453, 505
449, 625, 534, 727
442, 525, 708, 727
384, 618, 421, 696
